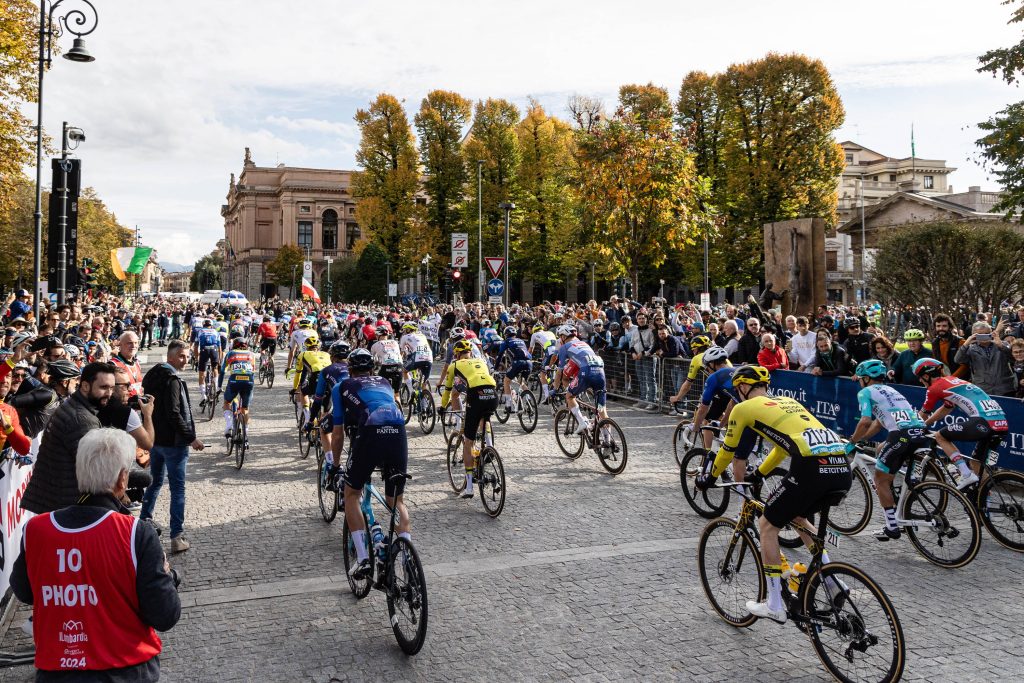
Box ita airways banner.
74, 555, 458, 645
111, 246, 154, 280
767, 370, 1024, 473
301, 277, 320, 303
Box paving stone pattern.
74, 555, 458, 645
1, 352, 1021, 682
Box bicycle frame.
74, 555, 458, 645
849, 448, 935, 531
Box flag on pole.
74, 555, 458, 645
301, 277, 321, 303
110, 246, 154, 280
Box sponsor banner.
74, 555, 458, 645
0, 436, 40, 603
768, 370, 1024, 472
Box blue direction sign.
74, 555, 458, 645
487, 278, 504, 296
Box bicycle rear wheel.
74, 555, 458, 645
478, 446, 506, 518
679, 448, 729, 519
297, 421, 309, 458
234, 419, 246, 470
341, 515, 372, 598
316, 447, 338, 523
446, 433, 466, 493
595, 418, 628, 475
554, 409, 585, 459
518, 390, 538, 434
977, 469, 1024, 551
417, 392, 436, 435
829, 465, 872, 536
494, 396, 511, 424
902, 481, 981, 568
398, 384, 411, 410
697, 519, 764, 627
386, 537, 429, 655
803, 562, 905, 683
266, 360, 274, 388
441, 409, 460, 443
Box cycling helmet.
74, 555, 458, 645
464, 329, 478, 340
232, 336, 248, 348
47, 359, 81, 380
690, 335, 711, 353
503, 326, 518, 339
593, 319, 604, 327
402, 322, 417, 333
329, 340, 351, 359
230, 330, 243, 339
912, 357, 945, 378
450, 326, 466, 340
731, 365, 771, 387
216, 315, 225, 321
904, 329, 925, 341
347, 348, 374, 372
532, 323, 545, 333
453, 339, 473, 355
304, 336, 320, 349
299, 319, 313, 329
855, 359, 888, 380
701, 346, 729, 367
62, 344, 82, 360
557, 324, 576, 338
203, 320, 213, 327
481, 319, 491, 327
263, 315, 272, 322
844, 317, 863, 329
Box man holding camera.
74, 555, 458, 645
954, 320, 1016, 396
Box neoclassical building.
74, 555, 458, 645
220, 148, 360, 299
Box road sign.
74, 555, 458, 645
485, 257, 505, 279
451, 232, 469, 268
489, 295, 503, 304
452, 254, 468, 268
700, 292, 711, 311
487, 278, 504, 297
388, 283, 398, 297
303, 260, 312, 280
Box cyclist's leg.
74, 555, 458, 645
222, 383, 237, 436
938, 417, 989, 479
343, 435, 373, 565
381, 430, 411, 537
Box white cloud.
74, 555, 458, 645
31, 0, 1023, 264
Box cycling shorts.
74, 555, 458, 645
219, 336, 228, 351
506, 360, 531, 381
198, 348, 219, 372
706, 392, 731, 423
939, 416, 1008, 446
404, 359, 432, 378
874, 428, 930, 475
464, 386, 498, 441
763, 457, 852, 529
223, 380, 254, 409
260, 337, 277, 354
379, 363, 403, 394
568, 368, 606, 409
300, 370, 321, 397
343, 427, 408, 497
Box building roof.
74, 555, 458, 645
837, 191, 1002, 234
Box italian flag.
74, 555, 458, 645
301, 277, 321, 303
111, 247, 154, 280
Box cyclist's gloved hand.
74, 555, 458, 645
747, 468, 765, 491
844, 441, 856, 456
695, 472, 716, 491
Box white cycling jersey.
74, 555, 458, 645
290, 328, 316, 349
530, 330, 558, 357
371, 339, 403, 365
400, 332, 433, 363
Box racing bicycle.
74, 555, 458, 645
553, 398, 628, 475
257, 348, 275, 388
446, 416, 506, 518
224, 393, 248, 470
401, 367, 436, 435
494, 375, 539, 433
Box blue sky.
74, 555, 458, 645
32, 0, 1023, 264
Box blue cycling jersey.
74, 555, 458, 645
498, 337, 530, 362
557, 339, 604, 370
700, 366, 738, 405
316, 362, 349, 399
195, 329, 220, 349
331, 375, 405, 428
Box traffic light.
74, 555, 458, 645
624, 279, 633, 299
452, 269, 461, 282
614, 277, 623, 298
80, 257, 97, 291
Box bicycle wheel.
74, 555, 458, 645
266, 360, 274, 388
297, 421, 308, 457
595, 418, 628, 475
304, 432, 320, 464
341, 515, 372, 598
446, 433, 466, 493
680, 448, 729, 519
257, 365, 266, 386
234, 419, 246, 470
672, 421, 694, 467
478, 446, 506, 518
977, 469, 1024, 552
225, 423, 235, 459
554, 409, 585, 459
527, 372, 540, 396
441, 409, 460, 443
398, 384, 411, 409
386, 536, 429, 655
417, 391, 436, 435
802, 562, 905, 683
829, 466, 872, 536
494, 397, 511, 424
697, 518, 764, 628
403, 390, 414, 425
902, 481, 981, 568
206, 388, 217, 420
316, 448, 338, 523
518, 390, 538, 434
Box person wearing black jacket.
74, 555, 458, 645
6, 364, 57, 439
731, 318, 763, 365
811, 333, 852, 377
11, 428, 180, 683
841, 318, 875, 365
140, 340, 204, 553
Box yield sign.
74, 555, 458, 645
485, 257, 505, 278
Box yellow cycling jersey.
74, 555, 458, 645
293, 350, 331, 389
687, 351, 732, 381
712, 394, 844, 478
440, 358, 496, 408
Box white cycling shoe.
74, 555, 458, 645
957, 470, 979, 490
745, 600, 787, 624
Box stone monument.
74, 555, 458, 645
763, 218, 826, 318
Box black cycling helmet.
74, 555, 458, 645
503, 326, 518, 339
329, 340, 351, 359
230, 330, 243, 339
843, 317, 863, 329
47, 359, 81, 380
348, 348, 374, 372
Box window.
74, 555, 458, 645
889, 174, 896, 182
346, 223, 360, 250
845, 153, 854, 163
923, 175, 934, 189
322, 209, 338, 250
298, 221, 313, 249
826, 250, 838, 271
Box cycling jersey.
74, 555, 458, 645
479, 327, 501, 350
293, 350, 331, 391
700, 367, 738, 406
440, 358, 496, 408
316, 362, 349, 401
556, 339, 604, 371
257, 322, 277, 339
220, 349, 256, 385
857, 384, 926, 432
498, 337, 531, 363
399, 333, 433, 364
370, 339, 403, 366
922, 376, 1008, 428
529, 330, 557, 357
194, 329, 220, 349
444, 339, 483, 363
331, 375, 405, 429
214, 321, 229, 338
687, 350, 731, 380
290, 328, 316, 350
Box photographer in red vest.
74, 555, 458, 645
11, 428, 180, 681
110, 331, 143, 399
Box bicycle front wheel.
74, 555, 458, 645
697, 518, 764, 628
518, 390, 538, 434
316, 448, 337, 523
977, 469, 1024, 551
829, 465, 872, 537
595, 418, 628, 475
902, 481, 981, 568
446, 433, 466, 493
266, 360, 274, 388
803, 562, 905, 683
478, 446, 506, 518
417, 392, 436, 435
234, 420, 246, 470
341, 515, 372, 598
672, 420, 693, 467
680, 448, 729, 519
386, 537, 429, 655
554, 409, 585, 460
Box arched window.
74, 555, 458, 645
346, 223, 360, 250
322, 209, 338, 250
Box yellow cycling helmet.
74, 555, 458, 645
904, 329, 925, 341
731, 365, 771, 386
532, 323, 545, 333
690, 335, 711, 353
452, 339, 472, 355
304, 335, 320, 349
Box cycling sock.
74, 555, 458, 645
764, 564, 784, 611
223, 411, 233, 432
398, 531, 411, 542
950, 452, 972, 477
464, 472, 474, 492
883, 507, 897, 530
351, 530, 369, 562
570, 405, 585, 423
820, 550, 831, 565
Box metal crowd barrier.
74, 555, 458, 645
597, 351, 704, 413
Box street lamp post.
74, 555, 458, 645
326, 257, 333, 304
477, 160, 484, 301
57, 121, 85, 305
498, 202, 514, 307
32, 0, 98, 319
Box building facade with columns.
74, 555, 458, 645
220, 148, 360, 300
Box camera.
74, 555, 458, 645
976, 333, 993, 342
128, 394, 151, 409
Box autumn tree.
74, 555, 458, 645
264, 244, 303, 292
0, 0, 39, 217
0, 174, 35, 287
352, 94, 420, 271
76, 188, 134, 287
574, 84, 707, 292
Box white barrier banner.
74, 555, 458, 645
0, 437, 39, 601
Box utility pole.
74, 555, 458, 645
477, 160, 484, 301
498, 202, 515, 307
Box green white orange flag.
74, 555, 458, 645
111, 246, 153, 280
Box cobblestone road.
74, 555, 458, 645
2, 352, 1022, 682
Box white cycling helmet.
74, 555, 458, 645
701, 346, 729, 367
557, 324, 577, 338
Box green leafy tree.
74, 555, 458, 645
190, 251, 223, 291
0, 173, 35, 287
264, 243, 303, 292
0, 0, 40, 217
341, 241, 389, 302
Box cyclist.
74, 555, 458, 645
478, 319, 501, 361
690, 347, 738, 459
370, 327, 404, 396
696, 365, 851, 624
528, 322, 558, 404
553, 324, 608, 436
219, 333, 256, 441
229, 314, 247, 339
440, 339, 497, 500
497, 326, 531, 410
257, 315, 278, 357
667, 335, 723, 413
913, 357, 1007, 489
331, 348, 410, 579
287, 318, 317, 372
316, 340, 351, 482
292, 335, 330, 430
193, 320, 222, 407
188, 313, 206, 342
846, 359, 930, 540
399, 322, 433, 394
213, 315, 230, 353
